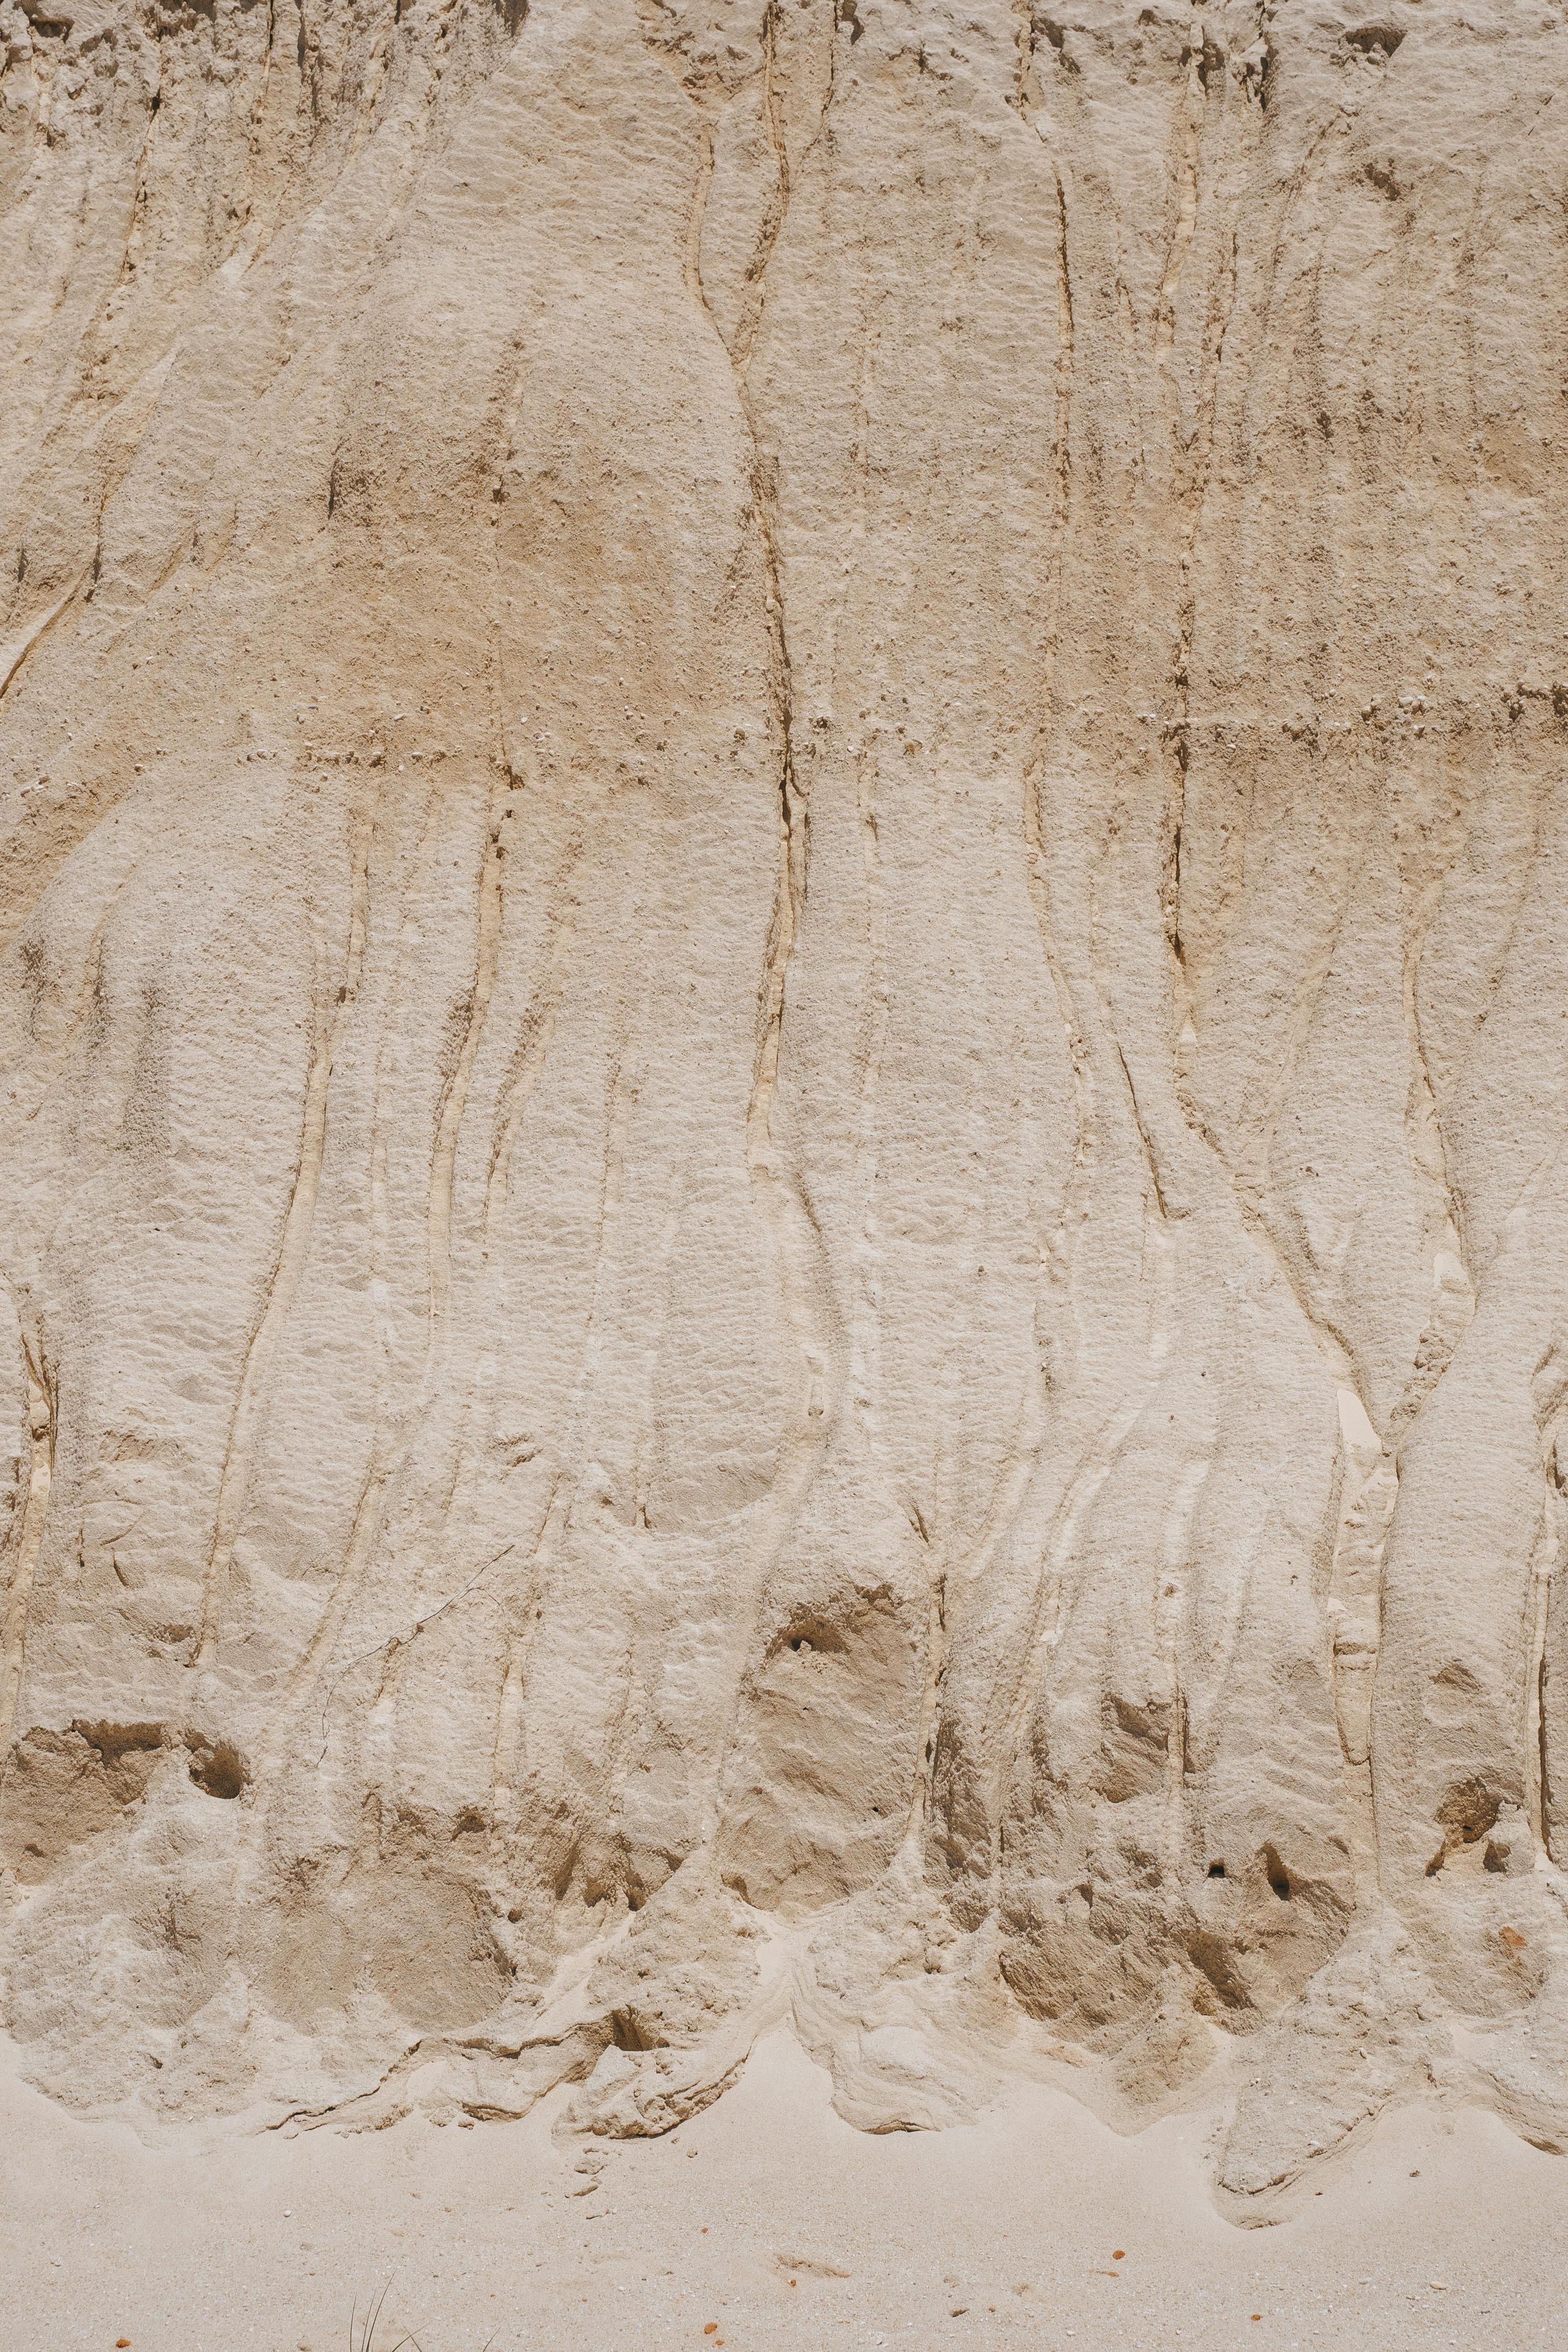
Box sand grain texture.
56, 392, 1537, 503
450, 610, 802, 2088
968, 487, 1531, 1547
3, 0, 1568, 2232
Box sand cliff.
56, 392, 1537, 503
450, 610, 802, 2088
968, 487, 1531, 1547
3, 0, 1567, 2214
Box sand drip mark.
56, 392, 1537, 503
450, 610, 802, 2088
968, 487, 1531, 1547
483, 832, 581, 1242
0, 1330, 54, 1775
428, 780, 512, 1337
0, 575, 89, 713
1328, 1389, 1396, 1771
197, 793, 375, 1666
672, 15, 835, 1443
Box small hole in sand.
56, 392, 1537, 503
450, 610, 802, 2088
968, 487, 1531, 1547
1207, 1861, 1226, 1878
187, 1738, 246, 1800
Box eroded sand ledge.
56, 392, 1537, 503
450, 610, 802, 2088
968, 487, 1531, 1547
2, 0, 1567, 2218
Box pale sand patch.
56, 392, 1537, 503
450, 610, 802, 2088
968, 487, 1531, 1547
2, 2030, 1562, 2352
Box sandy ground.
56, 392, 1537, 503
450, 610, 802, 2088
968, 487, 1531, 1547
2, 2030, 1564, 2352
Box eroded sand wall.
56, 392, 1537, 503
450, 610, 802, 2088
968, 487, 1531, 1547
2, 0, 1566, 2205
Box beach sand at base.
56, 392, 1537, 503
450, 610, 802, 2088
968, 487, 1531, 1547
3, 2028, 1562, 2352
